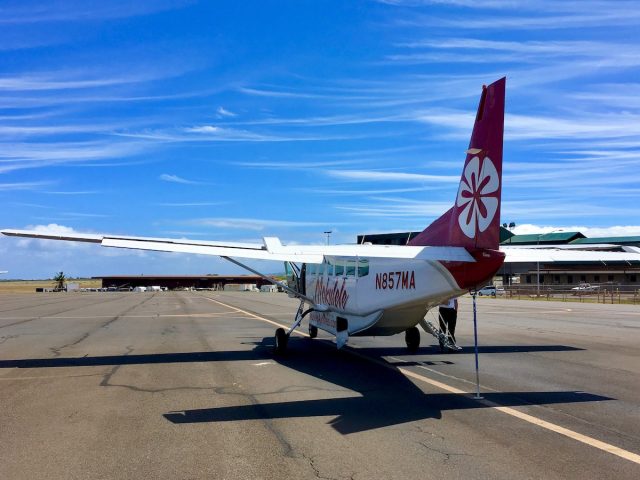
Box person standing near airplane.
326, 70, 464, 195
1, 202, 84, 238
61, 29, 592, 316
438, 298, 459, 348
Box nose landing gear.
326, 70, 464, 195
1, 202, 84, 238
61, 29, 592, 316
308, 324, 318, 338
274, 327, 288, 354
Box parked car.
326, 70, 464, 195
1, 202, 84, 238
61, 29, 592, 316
477, 285, 505, 296
571, 283, 599, 294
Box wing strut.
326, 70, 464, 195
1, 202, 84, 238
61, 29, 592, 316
221, 256, 325, 354
220, 256, 316, 304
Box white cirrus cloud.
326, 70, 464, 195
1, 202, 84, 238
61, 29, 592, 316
0, 1, 193, 24
182, 217, 340, 231
159, 174, 201, 185
0, 181, 51, 190
216, 107, 237, 118
325, 169, 459, 183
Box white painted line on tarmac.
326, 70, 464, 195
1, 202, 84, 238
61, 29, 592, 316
0, 313, 246, 320
0, 373, 103, 381
388, 356, 501, 393
199, 294, 640, 466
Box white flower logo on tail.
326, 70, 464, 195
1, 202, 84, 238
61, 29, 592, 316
456, 156, 499, 238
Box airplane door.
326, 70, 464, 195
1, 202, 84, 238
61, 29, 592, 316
300, 263, 306, 295
284, 261, 306, 295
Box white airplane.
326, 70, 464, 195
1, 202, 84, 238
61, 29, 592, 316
3, 77, 639, 353
0, 271, 7, 274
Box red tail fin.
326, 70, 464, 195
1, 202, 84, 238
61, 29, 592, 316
409, 77, 505, 250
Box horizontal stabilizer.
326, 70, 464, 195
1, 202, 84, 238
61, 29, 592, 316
502, 247, 640, 263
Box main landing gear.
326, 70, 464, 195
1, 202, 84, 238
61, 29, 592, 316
405, 326, 420, 353
274, 299, 314, 354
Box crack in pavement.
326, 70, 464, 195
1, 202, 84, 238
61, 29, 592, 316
100, 346, 134, 388
416, 440, 470, 464
300, 453, 356, 480
0, 334, 18, 346
48, 294, 159, 357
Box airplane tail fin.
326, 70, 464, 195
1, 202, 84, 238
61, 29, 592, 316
409, 77, 505, 251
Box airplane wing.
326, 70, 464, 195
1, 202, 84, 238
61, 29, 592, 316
501, 246, 640, 263
0, 229, 476, 263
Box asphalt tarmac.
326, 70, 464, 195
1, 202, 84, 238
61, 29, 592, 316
0, 291, 638, 479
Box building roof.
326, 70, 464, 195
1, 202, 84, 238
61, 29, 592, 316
570, 236, 640, 246
501, 231, 585, 245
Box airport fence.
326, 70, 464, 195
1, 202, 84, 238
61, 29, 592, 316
498, 285, 640, 305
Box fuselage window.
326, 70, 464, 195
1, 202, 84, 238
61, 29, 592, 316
357, 259, 369, 277
345, 260, 356, 277
326, 261, 334, 276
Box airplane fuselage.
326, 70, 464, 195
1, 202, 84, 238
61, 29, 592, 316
305, 256, 467, 337
302, 245, 504, 341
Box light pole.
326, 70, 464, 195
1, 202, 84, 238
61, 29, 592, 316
324, 230, 332, 245
536, 235, 541, 297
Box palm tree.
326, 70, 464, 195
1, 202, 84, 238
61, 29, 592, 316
53, 271, 66, 291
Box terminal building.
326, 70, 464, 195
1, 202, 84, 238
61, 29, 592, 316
94, 274, 276, 291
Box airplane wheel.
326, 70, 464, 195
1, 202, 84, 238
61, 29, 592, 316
405, 326, 420, 353
274, 328, 288, 354
308, 325, 318, 338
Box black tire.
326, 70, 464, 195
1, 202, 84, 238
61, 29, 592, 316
274, 328, 288, 354
405, 326, 420, 353
308, 324, 318, 338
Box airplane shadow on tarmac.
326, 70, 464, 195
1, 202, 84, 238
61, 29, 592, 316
0, 343, 582, 369
161, 337, 609, 435
0, 338, 608, 435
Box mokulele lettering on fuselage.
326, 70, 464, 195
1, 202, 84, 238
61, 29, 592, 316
2, 78, 509, 352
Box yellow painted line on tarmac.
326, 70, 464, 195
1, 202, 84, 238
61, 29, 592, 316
198, 294, 640, 465
198, 295, 309, 337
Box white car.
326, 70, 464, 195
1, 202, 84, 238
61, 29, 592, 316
571, 283, 599, 294
477, 285, 504, 296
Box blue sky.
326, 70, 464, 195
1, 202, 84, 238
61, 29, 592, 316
2, 0, 640, 278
